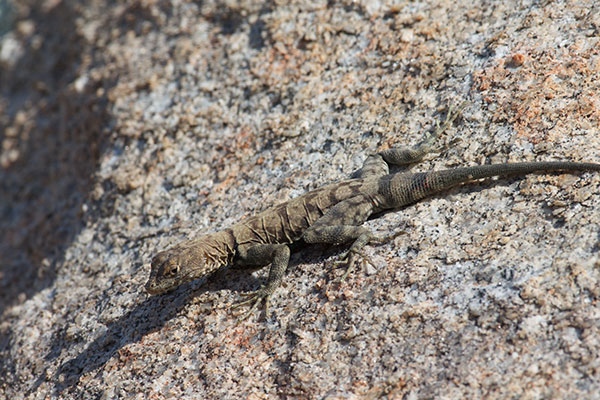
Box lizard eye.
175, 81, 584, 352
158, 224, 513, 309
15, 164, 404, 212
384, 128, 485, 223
164, 263, 180, 277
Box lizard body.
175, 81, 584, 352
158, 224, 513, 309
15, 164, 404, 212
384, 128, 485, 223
145, 108, 600, 317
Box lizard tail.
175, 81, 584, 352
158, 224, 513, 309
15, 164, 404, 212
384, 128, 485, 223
429, 161, 600, 192
386, 161, 600, 207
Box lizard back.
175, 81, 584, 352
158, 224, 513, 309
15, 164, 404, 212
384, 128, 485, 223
229, 177, 379, 247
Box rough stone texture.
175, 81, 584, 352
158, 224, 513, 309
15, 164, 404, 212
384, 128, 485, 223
1, 0, 599, 399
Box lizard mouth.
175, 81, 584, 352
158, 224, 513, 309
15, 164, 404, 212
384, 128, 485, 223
145, 281, 162, 295
145, 278, 181, 295
144, 268, 174, 295
144, 266, 203, 295
144, 278, 166, 295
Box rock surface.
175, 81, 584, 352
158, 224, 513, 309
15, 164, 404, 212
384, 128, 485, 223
1, 0, 599, 398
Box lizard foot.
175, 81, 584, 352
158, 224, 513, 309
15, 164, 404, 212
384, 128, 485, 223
370, 230, 407, 246
231, 286, 273, 321
334, 230, 407, 281
334, 248, 377, 281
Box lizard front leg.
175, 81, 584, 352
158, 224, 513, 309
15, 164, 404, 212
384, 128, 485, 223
232, 243, 290, 319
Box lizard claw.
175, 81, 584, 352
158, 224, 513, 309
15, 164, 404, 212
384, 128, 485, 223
334, 249, 374, 281
374, 230, 407, 244
231, 286, 272, 321
334, 230, 407, 281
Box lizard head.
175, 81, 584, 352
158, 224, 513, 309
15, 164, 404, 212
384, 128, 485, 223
146, 232, 234, 295
145, 248, 212, 295
145, 250, 186, 295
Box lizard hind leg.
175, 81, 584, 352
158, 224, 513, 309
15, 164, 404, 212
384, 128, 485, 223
302, 195, 382, 280
334, 228, 407, 280
305, 224, 394, 281
353, 101, 467, 179
331, 227, 378, 280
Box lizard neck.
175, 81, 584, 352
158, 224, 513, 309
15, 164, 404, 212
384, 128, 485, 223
188, 229, 237, 273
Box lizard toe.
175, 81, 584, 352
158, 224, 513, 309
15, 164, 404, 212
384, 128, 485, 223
231, 286, 272, 321
334, 249, 368, 281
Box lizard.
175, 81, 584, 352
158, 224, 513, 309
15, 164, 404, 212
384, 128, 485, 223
145, 104, 600, 319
